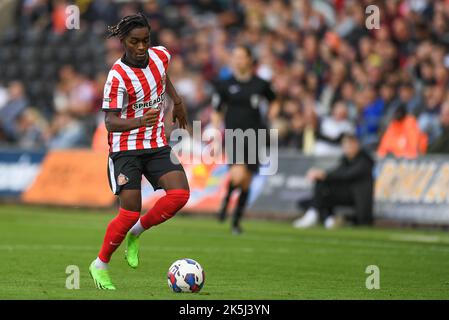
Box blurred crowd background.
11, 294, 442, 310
1, 0, 449, 159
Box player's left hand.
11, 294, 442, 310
172, 99, 188, 129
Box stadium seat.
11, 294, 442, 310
4, 64, 21, 81
55, 46, 74, 64
22, 29, 43, 46
67, 29, 89, 46
23, 64, 41, 81
44, 31, 64, 47
40, 64, 59, 81
0, 27, 19, 45
74, 46, 92, 64
19, 46, 40, 62
40, 46, 54, 63
0, 48, 13, 62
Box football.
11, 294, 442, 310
167, 258, 205, 293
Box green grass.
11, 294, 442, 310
0, 204, 448, 300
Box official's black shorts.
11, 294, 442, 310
107, 145, 185, 195
225, 132, 267, 174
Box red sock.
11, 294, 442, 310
140, 189, 190, 229
98, 208, 140, 263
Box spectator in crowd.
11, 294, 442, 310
50, 64, 96, 148
15, 108, 48, 149
83, 0, 119, 27
293, 134, 374, 229
0, 81, 28, 142
379, 80, 401, 131
427, 101, 449, 154
377, 104, 427, 159
340, 81, 358, 121
18, 0, 52, 31
314, 101, 355, 157
0, 85, 8, 107
0, 0, 448, 157
398, 81, 422, 116
53, 65, 96, 117
46, 111, 85, 149
355, 85, 384, 148
301, 96, 319, 154
319, 59, 347, 115
418, 83, 446, 144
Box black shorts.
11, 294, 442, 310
107, 145, 185, 195
225, 132, 266, 174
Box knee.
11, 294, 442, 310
166, 189, 190, 212
230, 175, 243, 187
119, 198, 141, 213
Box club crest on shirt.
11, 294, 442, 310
104, 81, 112, 96
229, 85, 240, 94
117, 173, 129, 186
250, 94, 260, 109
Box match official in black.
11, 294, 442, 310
293, 134, 375, 229
211, 45, 276, 234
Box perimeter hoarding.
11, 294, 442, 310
0, 149, 45, 198
21, 149, 115, 207
375, 156, 449, 224
3, 148, 449, 225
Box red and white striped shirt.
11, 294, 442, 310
102, 46, 171, 153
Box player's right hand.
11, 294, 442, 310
141, 108, 159, 127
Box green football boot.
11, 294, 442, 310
125, 233, 140, 269
89, 261, 116, 290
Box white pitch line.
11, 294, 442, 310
0, 244, 294, 255
389, 234, 449, 244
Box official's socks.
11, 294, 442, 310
218, 182, 236, 220
232, 189, 249, 227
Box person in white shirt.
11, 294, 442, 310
313, 101, 355, 157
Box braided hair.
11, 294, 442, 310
107, 13, 151, 40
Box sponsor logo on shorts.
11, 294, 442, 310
133, 92, 166, 111
117, 173, 129, 186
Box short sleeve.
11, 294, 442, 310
152, 46, 171, 64
263, 80, 276, 102
211, 82, 227, 112
102, 73, 125, 112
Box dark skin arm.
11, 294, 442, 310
104, 75, 187, 132
165, 75, 188, 129
104, 108, 159, 132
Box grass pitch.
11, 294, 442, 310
0, 204, 448, 300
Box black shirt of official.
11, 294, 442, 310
212, 75, 276, 131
